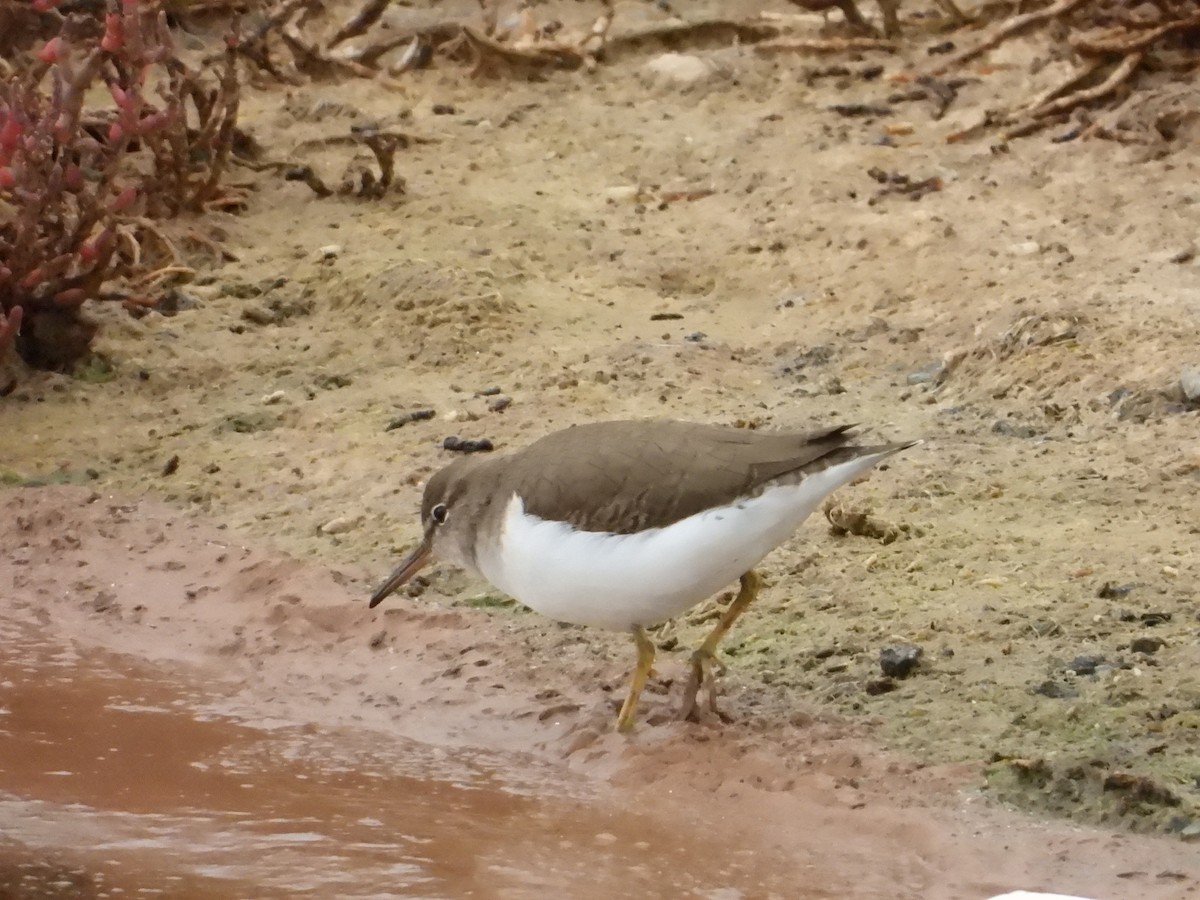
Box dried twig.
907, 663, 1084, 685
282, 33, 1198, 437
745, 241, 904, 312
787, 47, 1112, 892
286, 124, 419, 199
326, 0, 389, 49
925, 0, 1093, 76
755, 35, 896, 54
925, 0, 1200, 144
1070, 13, 1200, 55
279, 22, 380, 78
1022, 58, 1101, 112
1027, 51, 1144, 120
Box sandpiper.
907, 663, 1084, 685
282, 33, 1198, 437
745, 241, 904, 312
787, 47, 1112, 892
369, 420, 919, 732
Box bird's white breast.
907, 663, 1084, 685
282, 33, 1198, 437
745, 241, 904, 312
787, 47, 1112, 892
473, 452, 891, 631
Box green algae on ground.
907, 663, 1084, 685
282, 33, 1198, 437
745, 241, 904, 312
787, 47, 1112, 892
985, 754, 1198, 835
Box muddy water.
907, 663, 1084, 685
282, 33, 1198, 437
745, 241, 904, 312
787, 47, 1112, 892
0, 623, 805, 900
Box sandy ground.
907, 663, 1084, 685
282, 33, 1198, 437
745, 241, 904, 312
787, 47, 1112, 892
2, 486, 1199, 898
3, 0, 1200, 892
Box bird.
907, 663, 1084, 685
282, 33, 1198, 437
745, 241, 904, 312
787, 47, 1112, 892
369, 419, 920, 732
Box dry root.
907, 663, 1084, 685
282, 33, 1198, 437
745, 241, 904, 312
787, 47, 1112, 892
923, 0, 1200, 144
285, 125, 432, 199
823, 501, 910, 545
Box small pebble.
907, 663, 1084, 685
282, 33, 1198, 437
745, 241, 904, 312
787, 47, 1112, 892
161, 454, 180, 476
315, 373, 352, 390
879, 644, 922, 679
992, 419, 1040, 439
1130, 636, 1166, 654
1066, 655, 1104, 676
158, 289, 202, 316
444, 436, 494, 454
262, 390, 286, 405
320, 515, 362, 535
241, 305, 277, 326
1139, 611, 1172, 626
316, 244, 342, 260
821, 375, 845, 395
906, 361, 942, 385
865, 678, 897, 696
776, 290, 809, 309
385, 409, 435, 431
487, 395, 512, 413
475, 386, 503, 397
1031, 680, 1078, 699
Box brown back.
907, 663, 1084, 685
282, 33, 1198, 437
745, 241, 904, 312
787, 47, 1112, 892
493, 420, 880, 533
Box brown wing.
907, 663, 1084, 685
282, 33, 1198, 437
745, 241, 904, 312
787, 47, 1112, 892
506, 420, 865, 533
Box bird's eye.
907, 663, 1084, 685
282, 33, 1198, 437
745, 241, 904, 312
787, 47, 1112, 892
430, 503, 448, 525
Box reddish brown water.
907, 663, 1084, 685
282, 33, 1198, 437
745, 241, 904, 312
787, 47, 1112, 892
0, 624, 804, 899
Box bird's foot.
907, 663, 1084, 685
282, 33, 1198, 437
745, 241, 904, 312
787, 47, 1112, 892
678, 648, 727, 724
615, 626, 657, 733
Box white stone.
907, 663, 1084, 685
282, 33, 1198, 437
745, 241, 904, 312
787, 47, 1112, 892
1180, 365, 1200, 402
1008, 241, 1041, 256
641, 53, 719, 89
604, 185, 643, 204
320, 515, 362, 535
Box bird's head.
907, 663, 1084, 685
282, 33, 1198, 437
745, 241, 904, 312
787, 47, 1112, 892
367, 456, 489, 608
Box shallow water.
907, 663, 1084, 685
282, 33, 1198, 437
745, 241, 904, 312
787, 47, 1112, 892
0, 622, 799, 899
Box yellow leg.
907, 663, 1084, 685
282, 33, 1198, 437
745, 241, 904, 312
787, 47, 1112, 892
615, 626, 656, 733
679, 570, 761, 723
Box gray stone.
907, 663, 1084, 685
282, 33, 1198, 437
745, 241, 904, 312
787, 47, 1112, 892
879, 643, 922, 678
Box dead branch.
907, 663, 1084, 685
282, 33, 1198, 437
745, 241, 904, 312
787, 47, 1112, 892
284, 164, 333, 197
1070, 13, 1200, 55
454, 25, 591, 76
925, 0, 1093, 76
1027, 51, 1144, 119
135, 263, 197, 288
601, 19, 785, 62
284, 124, 417, 199
326, 0, 389, 49
924, 0, 1200, 145
129, 217, 184, 267
352, 24, 459, 69
1022, 58, 1101, 112
181, 229, 239, 262
290, 130, 435, 154
280, 22, 380, 78
755, 35, 897, 54
229, 0, 318, 50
